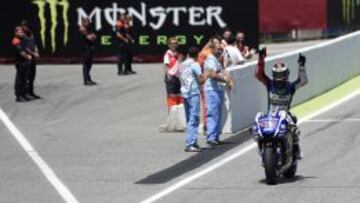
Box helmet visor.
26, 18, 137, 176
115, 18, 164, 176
272, 70, 289, 80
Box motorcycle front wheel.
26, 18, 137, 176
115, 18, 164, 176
264, 146, 278, 185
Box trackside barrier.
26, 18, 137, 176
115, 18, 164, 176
222, 31, 360, 133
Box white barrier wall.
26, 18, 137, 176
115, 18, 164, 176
222, 31, 360, 133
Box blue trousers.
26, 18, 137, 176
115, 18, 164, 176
184, 94, 200, 147
205, 90, 225, 142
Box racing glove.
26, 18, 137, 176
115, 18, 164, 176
258, 47, 267, 58
298, 53, 306, 66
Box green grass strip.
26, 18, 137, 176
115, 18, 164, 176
292, 74, 360, 118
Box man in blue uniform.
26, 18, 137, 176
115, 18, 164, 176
179, 47, 208, 152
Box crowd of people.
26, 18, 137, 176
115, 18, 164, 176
163, 29, 256, 152
166, 29, 308, 156
12, 17, 304, 156
11, 18, 255, 151
11, 18, 306, 156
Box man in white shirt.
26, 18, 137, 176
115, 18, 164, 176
236, 31, 256, 60
224, 35, 245, 68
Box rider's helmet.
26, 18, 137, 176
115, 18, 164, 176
272, 61, 289, 83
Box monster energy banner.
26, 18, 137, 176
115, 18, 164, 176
0, 0, 258, 63
328, 0, 360, 30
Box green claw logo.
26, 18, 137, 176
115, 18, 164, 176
32, 0, 69, 52
342, 0, 359, 25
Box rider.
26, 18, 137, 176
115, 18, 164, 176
255, 48, 308, 160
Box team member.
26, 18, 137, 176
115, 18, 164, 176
224, 35, 245, 68
197, 36, 222, 134
115, 13, 136, 75
236, 31, 256, 60
123, 13, 136, 74
12, 26, 32, 102
79, 18, 97, 86
255, 48, 308, 159
21, 20, 41, 99
163, 37, 183, 111
221, 28, 232, 48
179, 47, 209, 152
114, 14, 127, 75
203, 36, 233, 146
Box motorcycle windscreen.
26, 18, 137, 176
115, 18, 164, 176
259, 118, 280, 135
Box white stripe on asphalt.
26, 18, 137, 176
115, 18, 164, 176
141, 88, 360, 203
305, 118, 360, 123
0, 108, 79, 203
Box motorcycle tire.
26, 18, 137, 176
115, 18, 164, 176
264, 146, 278, 185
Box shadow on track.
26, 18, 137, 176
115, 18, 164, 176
259, 175, 318, 185
136, 130, 252, 184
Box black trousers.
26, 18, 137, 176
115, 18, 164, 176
82, 48, 94, 83
117, 43, 133, 73
14, 62, 29, 97
26, 60, 36, 94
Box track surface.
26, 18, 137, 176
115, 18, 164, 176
2, 40, 359, 203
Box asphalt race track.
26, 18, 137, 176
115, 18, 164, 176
1, 40, 360, 203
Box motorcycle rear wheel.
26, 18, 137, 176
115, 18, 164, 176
283, 162, 297, 178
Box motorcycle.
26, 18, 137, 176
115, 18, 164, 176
251, 110, 298, 184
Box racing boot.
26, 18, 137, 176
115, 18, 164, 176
291, 125, 302, 160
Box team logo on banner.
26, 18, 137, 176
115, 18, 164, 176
32, 0, 69, 52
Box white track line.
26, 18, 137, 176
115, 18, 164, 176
0, 108, 79, 203
141, 88, 360, 203
305, 119, 360, 123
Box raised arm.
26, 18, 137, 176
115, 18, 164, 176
294, 53, 308, 89
254, 48, 270, 86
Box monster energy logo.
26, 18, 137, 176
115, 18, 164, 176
342, 0, 360, 25
32, 0, 69, 52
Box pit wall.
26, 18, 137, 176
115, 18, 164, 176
222, 31, 360, 133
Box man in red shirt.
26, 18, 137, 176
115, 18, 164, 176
163, 37, 183, 111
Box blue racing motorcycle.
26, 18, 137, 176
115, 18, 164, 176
252, 110, 298, 184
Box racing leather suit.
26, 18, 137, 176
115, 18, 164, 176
255, 55, 308, 159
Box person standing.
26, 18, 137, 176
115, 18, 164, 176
123, 13, 136, 74
21, 20, 41, 99
79, 18, 97, 86
203, 37, 233, 146
179, 47, 209, 152
224, 35, 245, 68
115, 13, 136, 75
197, 36, 222, 134
163, 37, 183, 111
12, 26, 32, 102
236, 31, 256, 60
114, 14, 127, 75
221, 28, 232, 48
